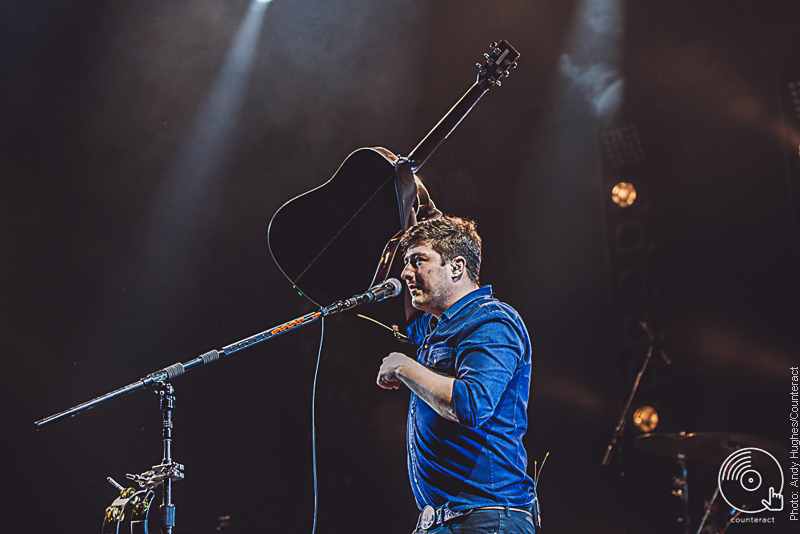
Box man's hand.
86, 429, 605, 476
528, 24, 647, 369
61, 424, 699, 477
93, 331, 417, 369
377, 352, 415, 389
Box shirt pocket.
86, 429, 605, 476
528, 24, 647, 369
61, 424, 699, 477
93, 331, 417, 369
426, 346, 456, 373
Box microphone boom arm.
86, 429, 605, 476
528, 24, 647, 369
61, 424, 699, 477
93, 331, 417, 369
34, 279, 402, 427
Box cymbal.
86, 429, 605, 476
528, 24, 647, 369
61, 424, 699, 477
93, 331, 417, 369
635, 432, 788, 465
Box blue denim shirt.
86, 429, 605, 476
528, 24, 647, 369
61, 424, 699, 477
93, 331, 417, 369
405, 286, 536, 512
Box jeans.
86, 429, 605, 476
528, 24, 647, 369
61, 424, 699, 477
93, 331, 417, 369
424, 508, 537, 534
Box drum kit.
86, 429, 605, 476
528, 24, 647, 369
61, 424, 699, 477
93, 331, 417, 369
635, 431, 788, 534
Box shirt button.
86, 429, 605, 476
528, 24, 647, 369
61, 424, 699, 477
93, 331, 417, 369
424, 344, 428, 348
410, 442, 414, 449
414, 477, 418, 483
411, 408, 414, 414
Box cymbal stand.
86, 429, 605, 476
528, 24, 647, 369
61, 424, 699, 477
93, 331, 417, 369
696, 486, 719, 534
719, 508, 742, 534
673, 454, 690, 534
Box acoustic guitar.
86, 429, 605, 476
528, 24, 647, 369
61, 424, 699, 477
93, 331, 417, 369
268, 40, 519, 306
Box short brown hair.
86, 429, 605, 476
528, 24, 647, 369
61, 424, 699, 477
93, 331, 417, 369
400, 216, 482, 285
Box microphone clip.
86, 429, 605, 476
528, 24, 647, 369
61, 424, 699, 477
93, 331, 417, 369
638, 320, 672, 365
321, 279, 402, 316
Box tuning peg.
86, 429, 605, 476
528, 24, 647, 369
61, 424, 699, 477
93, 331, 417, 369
495, 80, 502, 87
503, 71, 510, 77
510, 62, 518, 69
476, 63, 487, 74
490, 41, 498, 49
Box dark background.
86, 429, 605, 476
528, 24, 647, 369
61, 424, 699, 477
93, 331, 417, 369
2, 1, 799, 533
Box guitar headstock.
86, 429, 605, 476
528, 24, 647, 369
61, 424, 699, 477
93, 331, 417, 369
476, 40, 519, 88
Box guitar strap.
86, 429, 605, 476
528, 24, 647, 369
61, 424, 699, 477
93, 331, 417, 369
395, 158, 441, 230
368, 147, 418, 232
394, 157, 418, 232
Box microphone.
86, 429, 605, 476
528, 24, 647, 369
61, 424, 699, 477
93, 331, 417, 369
359, 278, 403, 303
323, 278, 403, 314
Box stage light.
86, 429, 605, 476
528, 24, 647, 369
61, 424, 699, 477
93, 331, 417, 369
633, 405, 659, 432
611, 181, 636, 207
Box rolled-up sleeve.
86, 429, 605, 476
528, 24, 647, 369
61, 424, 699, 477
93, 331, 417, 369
451, 310, 523, 428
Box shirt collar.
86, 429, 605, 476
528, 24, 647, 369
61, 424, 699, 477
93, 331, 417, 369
440, 285, 492, 322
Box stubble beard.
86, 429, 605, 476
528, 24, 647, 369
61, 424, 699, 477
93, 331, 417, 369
411, 280, 450, 315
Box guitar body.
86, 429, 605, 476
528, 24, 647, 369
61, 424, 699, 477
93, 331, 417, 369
268, 147, 406, 305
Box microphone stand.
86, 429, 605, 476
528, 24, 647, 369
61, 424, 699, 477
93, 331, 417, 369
35, 282, 399, 534
601, 344, 655, 467
601, 321, 670, 467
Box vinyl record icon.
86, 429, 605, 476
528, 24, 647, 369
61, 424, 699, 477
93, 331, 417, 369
718, 447, 784, 513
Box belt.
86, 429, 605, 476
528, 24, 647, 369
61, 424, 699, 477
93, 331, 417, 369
413, 504, 534, 533
471, 506, 533, 518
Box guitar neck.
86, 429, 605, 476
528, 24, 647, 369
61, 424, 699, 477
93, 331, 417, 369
407, 80, 489, 173
406, 40, 519, 173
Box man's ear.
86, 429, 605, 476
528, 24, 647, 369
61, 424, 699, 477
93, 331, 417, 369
450, 257, 467, 278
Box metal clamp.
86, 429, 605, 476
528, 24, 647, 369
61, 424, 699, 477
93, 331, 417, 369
127, 461, 185, 489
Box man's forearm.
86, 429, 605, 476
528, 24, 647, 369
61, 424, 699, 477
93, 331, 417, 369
397, 361, 458, 422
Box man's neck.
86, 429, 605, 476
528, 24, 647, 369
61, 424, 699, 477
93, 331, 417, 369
430, 283, 480, 317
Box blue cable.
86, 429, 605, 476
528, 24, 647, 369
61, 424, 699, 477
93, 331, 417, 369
311, 315, 324, 534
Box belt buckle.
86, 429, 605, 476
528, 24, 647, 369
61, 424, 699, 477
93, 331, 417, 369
413, 505, 436, 534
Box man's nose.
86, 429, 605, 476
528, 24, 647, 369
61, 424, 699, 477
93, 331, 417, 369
401, 263, 413, 280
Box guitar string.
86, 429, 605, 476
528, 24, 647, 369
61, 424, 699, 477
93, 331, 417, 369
292, 170, 396, 286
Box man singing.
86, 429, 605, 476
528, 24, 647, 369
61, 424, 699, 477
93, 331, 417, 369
377, 216, 539, 534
